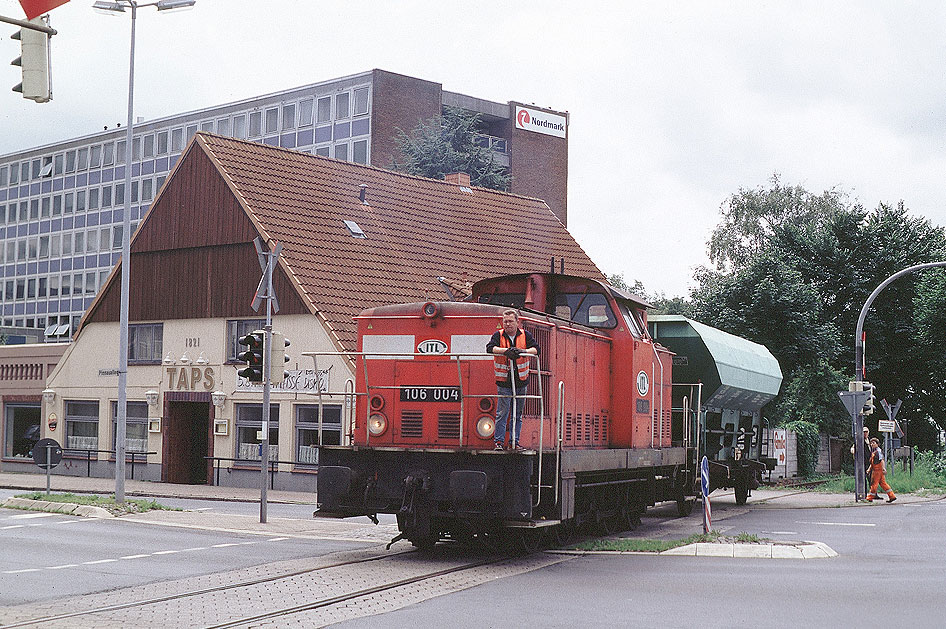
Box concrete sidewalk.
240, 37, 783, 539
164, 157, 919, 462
0, 470, 315, 504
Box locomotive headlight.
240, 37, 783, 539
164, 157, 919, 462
733, 447, 742, 461
368, 413, 388, 436
476, 416, 495, 439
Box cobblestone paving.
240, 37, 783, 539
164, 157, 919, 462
0, 546, 570, 629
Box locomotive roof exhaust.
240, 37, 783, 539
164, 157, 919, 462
549, 256, 565, 274
359, 184, 368, 205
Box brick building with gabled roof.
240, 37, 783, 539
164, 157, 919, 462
31, 133, 602, 488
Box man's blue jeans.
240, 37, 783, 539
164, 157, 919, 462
495, 384, 527, 446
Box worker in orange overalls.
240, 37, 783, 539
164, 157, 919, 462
866, 438, 896, 503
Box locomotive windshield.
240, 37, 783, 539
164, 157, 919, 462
552, 292, 616, 329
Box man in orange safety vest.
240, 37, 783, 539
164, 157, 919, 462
486, 309, 539, 451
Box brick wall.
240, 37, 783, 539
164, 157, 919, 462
370, 69, 442, 171
507, 102, 568, 226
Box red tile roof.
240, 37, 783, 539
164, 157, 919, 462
130, 133, 604, 351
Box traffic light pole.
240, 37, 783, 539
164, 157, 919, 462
0, 14, 58, 34
854, 261, 946, 502
260, 251, 274, 524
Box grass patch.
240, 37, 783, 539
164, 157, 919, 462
811, 454, 946, 495
572, 530, 743, 553
13, 492, 178, 516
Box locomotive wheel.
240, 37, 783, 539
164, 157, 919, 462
512, 529, 543, 554
550, 522, 574, 547
734, 480, 749, 506
620, 507, 638, 531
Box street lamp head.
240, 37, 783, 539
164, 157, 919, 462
156, 0, 196, 10
92, 1, 126, 14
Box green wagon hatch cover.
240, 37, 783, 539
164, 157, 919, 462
648, 315, 782, 411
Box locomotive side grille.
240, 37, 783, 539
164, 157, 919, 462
661, 408, 672, 445
565, 413, 573, 442
593, 414, 600, 442
437, 411, 461, 440
601, 413, 608, 442
400, 410, 423, 438
584, 413, 591, 442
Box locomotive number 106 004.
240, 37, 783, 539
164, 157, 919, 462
399, 387, 461, 402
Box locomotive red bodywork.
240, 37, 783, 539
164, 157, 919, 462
317, 273, 689, 548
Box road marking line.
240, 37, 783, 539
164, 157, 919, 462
83, 559, 118, 565
4, 568, 40, 574
120, 554, 150, 559
266, 537, 290, 542
178, 547, 209, 552
211, 543, 241, 548
237, 541, 257, 545
1, 525, 25, 529
47, 564, 79, 570
152, 550, 180, 555
191, 508, 213, 511
8, 512, 57, 519
764, 531, 799, 535
796, 521, 875, 527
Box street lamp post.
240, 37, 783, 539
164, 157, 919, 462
93, 0, 195, 503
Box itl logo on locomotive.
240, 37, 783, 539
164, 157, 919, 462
417, 339, 448, 354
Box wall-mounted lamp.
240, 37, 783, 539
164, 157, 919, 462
145, 389, 160, 407
163, 352, 174, 365
196, 352, 209, 365
179, 352, 191, 364
42, 388, 56, 404
211, 390, 226, 408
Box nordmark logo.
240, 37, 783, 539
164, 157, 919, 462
514, 105, 566, 139
417, 339, 448, 354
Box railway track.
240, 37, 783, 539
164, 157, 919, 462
1, 546, 568, 628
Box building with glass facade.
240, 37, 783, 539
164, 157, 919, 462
0, 69, 568, 340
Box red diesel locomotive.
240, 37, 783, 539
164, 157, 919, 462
317, 272, 699, 549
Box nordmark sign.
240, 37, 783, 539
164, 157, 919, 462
515, 105, 567, 139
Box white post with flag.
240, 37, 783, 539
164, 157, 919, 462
700, 455, 711, 533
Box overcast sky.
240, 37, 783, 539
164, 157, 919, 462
2, 1, 944, 297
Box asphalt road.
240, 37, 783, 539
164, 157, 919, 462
0, 504, 371, 606
330, 498, 946, 628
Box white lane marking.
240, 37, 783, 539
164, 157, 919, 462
237, 541, 257, 545
178, 547, 209, 552
121, 554, 150, 560
211, 543, 241, 548
1, 525, 25, 530
7, 513, 57, 520
152, 550, 179, 555
4, 568, 40, 574
796, 521, 875, 527
763, 531, 799, 535
267, 537, 289, 542
83, 559, 118, 565
48, 564, 79, 570
191, 508, 213, 512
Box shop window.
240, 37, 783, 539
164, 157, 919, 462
110, 401, 150, 453
65, 400, 99, 451
226, 318, 265, 362
295, 404, 341, 465
129, 323, 163, 363
235, 404, 279, 462
4, 403, 40, 458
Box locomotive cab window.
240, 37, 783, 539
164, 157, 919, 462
554, 292, 616, 329
618, 301, 645, 339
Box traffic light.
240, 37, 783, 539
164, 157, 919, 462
862, 381, 876, 415
10, 17, 51, 103
268, 331, 291, 385
237, 330, 264, 382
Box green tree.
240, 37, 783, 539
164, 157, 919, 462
391, 106, 511, 191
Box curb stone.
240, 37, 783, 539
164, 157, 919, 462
1, 497, 113, 518
553, 541, 838, 559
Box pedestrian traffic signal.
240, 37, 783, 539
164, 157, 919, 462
268, 331, 291, 385
237, 331, 264, 382
10, 17, 51, 103
862, 381, 875, 415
